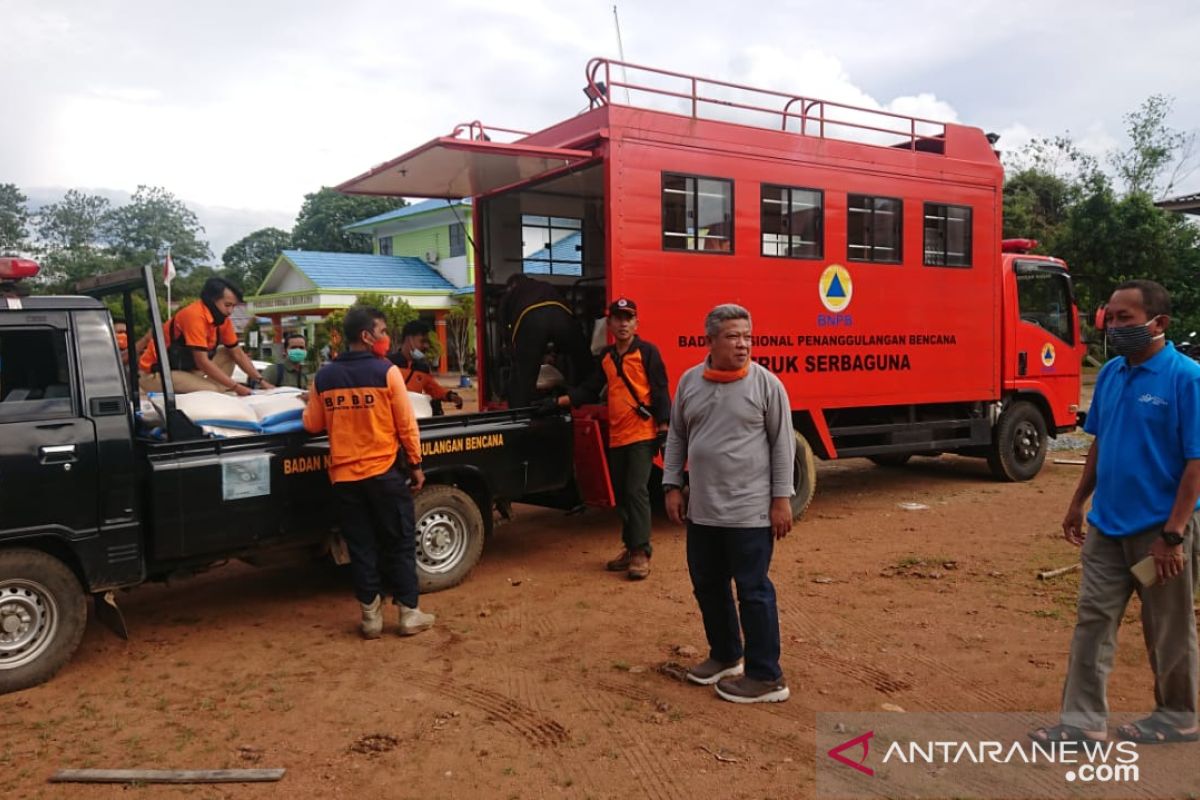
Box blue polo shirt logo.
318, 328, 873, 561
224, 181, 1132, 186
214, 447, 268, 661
1083, 342, 1200, 536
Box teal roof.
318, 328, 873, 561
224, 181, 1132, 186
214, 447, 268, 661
344, 198, 472, 232
281, 250, 455, 291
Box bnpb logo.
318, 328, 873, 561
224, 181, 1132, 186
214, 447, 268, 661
819, 265, 853, 313
1041, 343, 1056, 367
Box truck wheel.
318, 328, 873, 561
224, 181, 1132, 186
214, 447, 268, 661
987, 400, 1048, 482
414, 485, 485, 594
0, 549, 87, 695
868, 453, 912, 467
791, 432, 817, 520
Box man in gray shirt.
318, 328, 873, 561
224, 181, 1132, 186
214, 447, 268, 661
663, 303, 795, 704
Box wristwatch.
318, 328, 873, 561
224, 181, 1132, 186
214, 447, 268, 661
1161, 529, 1186, 546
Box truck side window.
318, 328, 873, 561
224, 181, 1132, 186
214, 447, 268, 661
761, 185, 823, 259
662, 173, 734, 253
1017, 271, 1075, 346
0, 328, 74, 422
924, 203, 972, 267
847, 194, 902, 263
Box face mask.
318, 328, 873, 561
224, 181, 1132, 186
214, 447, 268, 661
116, 333, 129, 350
1106, 320, 1164, 357
369, 334, 391, 359
409, 348, 426, 361
203, 297, 229, 326
287, 348, 307, 364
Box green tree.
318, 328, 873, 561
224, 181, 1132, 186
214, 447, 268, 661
447, 294, 476, 372
291, 188, 407, 253
320, 293, 418, 357
0, 183, 30, 254
106, 185, 212, 271
222, 227, 292, 292
1109, 95, 1197, 199
34, 190, 119, 288
35, 190, 112, 251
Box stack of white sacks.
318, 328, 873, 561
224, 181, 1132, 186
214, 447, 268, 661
146, 387, 433, 438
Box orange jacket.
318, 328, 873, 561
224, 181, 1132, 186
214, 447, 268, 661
389, 353, 451, 400
139, 299, 239, 373
568, 337, 670, 448
303, 351, 422, 483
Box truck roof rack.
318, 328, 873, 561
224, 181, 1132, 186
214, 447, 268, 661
584, 57, 949, 154
74, 266, 146, 298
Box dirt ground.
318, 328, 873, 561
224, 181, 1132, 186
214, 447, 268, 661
9, 430, 1187, 800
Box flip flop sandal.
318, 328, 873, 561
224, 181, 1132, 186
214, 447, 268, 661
1027, 723, 1106, 744
1116, 718, 1200, 744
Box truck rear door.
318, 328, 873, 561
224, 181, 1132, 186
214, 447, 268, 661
0, 313, 99, 538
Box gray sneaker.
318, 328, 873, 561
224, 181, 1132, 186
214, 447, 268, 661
398, 604, 435, 636
686, 658, 744, 685
360, 595, 383, 639
714, 675, 790, 704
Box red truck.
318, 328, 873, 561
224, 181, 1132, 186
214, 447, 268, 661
337, 58, 1085, 514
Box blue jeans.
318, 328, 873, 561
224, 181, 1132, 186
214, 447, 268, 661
686, 523, 782, 682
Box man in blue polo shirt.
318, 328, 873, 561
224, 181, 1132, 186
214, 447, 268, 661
1030, 279, 1200, 746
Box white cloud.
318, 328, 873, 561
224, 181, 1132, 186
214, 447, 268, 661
4, 0, 1199, 256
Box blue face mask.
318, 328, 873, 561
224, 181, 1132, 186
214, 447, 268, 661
287, 348, 307, 364
409, 348, 426, 361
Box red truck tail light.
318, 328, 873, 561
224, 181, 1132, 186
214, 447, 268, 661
0, 257, 40, 280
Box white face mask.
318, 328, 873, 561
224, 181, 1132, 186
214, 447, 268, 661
409, 348, 425, 361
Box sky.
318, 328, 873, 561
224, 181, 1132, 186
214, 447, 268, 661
3, 0, 1198, 261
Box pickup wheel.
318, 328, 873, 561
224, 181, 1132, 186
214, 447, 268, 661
791, 432, 817, 520
0, 549, 87, 695
414, 485, 485, 593
987, 400, 1048, 482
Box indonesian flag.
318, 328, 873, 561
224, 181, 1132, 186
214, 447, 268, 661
162, 250, 176, 286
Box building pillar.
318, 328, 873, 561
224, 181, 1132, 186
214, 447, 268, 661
434, 310, 449, 375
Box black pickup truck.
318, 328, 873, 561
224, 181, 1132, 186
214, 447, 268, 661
0, 263, 574, 693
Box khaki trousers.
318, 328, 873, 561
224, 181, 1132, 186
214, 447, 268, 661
138, 349, 237, 394
1060, 511, 1200, 732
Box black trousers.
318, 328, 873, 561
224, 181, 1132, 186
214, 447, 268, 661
333, 465, 419, 608
686, 524, 782, 682
508, 306, 592, 408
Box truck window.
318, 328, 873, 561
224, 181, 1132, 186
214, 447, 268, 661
522, 215, 583, 276
924, 203, 972, 267
662, 173, 733, 253
847, 195, 902, 263
0, 328, 74, 422
761, 185, 823, 259
1017, 271, 1075, 345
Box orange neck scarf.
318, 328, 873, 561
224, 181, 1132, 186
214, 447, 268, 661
702, 360, 750, 383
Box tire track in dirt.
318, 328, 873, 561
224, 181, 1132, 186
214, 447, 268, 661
404, 670, 569, 748
780, 605, 1019, 711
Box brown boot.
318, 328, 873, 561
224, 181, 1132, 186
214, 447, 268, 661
606, 549, 632, 571
627, 550, 650, 580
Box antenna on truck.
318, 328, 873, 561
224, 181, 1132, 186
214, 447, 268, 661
612, 6, 631, 104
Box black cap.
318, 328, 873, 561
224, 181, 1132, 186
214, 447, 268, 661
608, 297, 637, 316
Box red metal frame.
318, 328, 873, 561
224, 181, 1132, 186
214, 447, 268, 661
585, 57, 947, 151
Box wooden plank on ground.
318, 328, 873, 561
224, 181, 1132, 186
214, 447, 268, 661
49, 768, 285, 784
